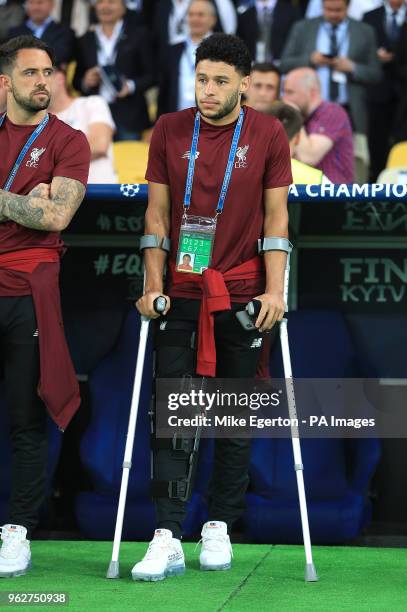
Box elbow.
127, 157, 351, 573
49, 216, 71, 232
91, 142, 109, 160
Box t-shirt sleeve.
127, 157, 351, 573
145, 116, 169, 184
53, 130, 91, 186
86, 96, 116, 131
306, 105, 346, 142
263, 119, 293, 189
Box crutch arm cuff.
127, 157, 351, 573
140, 234, 171, 252
258, 237, 292, 254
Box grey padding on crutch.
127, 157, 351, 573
106, 295, 166, 579
278, 240, 319, 582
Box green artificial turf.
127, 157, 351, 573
0, 542, 406, 611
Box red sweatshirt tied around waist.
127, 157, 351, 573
170, 257, 265, 376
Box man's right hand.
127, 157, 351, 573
310, 51, 334, 67
136, 291, 171, 318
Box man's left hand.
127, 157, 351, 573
332, 56, 355, 73
253, 292, 285, 332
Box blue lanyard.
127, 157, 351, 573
183, 108, 244, 215
0, 113, 49, 192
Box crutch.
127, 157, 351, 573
248, 243, 318, 582
280, 244, 318, 582
106, 296, 167, 579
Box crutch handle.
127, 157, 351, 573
153, 296, 167, 314
247, 299, 288, 320
246, 299, 262, 318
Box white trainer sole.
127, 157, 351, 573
200, 562, 231, 571
0, 560, 32, 578
132, 563, 185, 582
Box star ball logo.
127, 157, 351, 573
120, 184, 140, 198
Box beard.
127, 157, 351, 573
197, 88, 240, 121
12, 86, 50, 113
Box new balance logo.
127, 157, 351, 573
182, 150, 200, 160
33, 329, 39, 337
250, 338, 262, 348
160, 321, 167, 330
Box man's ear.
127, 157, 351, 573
240, 75, 250, 96
0, 74, 11, 92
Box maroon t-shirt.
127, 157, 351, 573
146, 105, 292, 301
0, 113, 90, 296
0, 113, 90, 256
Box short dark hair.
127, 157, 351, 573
195, 33, 252, 77
0, 35, 56, 74
267, 102, 303, 141
251, 62, 281, 77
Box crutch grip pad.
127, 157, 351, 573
246, 299, 262, 317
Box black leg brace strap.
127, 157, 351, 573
151, 319, 202, 502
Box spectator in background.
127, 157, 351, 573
0, 0, 25, 44
51, 0, 148, 37
154, 0, 237, 59
280, 0, 382, 136
51, 0, 91, 37
392, 20, 407, 142
49, 65, 118, 183
282, 67, 354, 182
73, 0, 154, 140
364, 0, 406, 180
236, 0, 301, 63
268, 101, 331, 183
245, 62, 281, 112
8, 0, 75, 64
306, 0, 382, 19
158, 0, 216, 115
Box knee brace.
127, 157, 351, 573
150, 322, 204, 502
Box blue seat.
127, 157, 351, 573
244, 310, 381, 543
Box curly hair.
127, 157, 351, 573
195, 33, 252, 77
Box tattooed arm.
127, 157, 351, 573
0, 176, 86, 232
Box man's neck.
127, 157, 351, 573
6, 103, 47, 126
327, 19, 345, 27
101, 22, 118, 37
29, 16, 49, 26
201, 102, 242, 127
190, 34, 203, 44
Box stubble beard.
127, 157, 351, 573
12, 86, 50, 114
198, 88, 240, 121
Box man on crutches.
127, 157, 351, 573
133, 33, 294, 582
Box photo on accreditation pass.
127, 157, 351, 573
177, 251, 196, 273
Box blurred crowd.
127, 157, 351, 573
1, 0, 407, 183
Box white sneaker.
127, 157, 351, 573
199, 521, 233, 571
0, 524, 31, 578
131, 529, 185, 582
